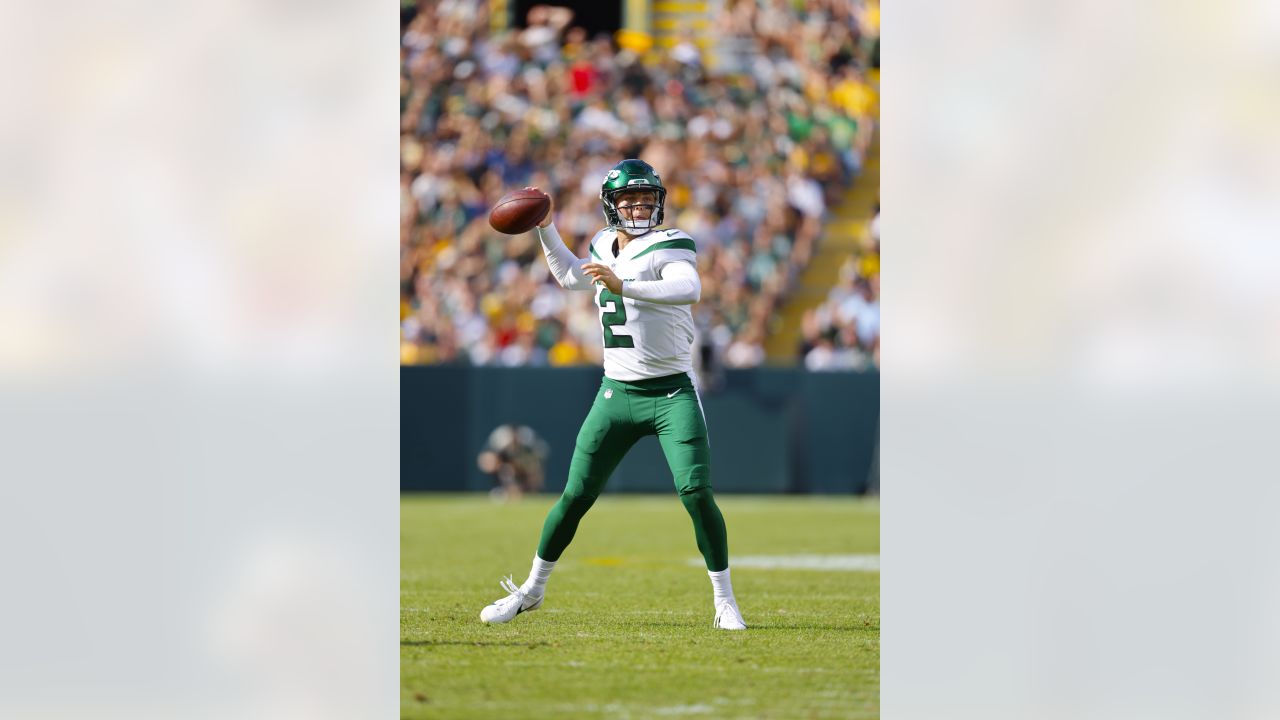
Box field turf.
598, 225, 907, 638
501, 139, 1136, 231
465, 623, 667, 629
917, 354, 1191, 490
402, 494, 879, 719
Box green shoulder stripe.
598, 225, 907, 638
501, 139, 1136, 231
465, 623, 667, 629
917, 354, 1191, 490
589, 243, 601, 260
631, 239, 696, 259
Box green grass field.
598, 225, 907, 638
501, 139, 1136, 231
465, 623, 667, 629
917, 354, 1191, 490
402, 494, 879, 719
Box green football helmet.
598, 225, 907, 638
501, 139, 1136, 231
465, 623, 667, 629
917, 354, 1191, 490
600, 159, 666, 232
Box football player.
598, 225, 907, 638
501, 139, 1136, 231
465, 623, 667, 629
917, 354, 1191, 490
479, 159, 747, 630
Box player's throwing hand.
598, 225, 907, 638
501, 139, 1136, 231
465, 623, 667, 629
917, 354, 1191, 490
523, 186, 555, 228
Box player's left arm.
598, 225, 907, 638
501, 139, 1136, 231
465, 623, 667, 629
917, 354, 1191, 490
617, 259, 701, 305
582, 231, 700, 304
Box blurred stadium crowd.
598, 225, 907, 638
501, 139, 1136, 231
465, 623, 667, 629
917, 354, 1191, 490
801, 203, 880, 370
400, 0, 879, 371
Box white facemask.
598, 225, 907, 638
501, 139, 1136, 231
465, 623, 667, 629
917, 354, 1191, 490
616, 201, 659, 231
620, 215, 658, 230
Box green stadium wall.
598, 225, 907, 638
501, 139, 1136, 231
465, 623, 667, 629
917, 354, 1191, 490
401, 366, 879, 494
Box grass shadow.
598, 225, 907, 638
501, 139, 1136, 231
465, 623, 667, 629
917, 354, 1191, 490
402, 639, 553, 648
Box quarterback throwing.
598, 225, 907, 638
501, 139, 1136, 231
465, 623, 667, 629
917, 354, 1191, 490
479, 159, 747, 631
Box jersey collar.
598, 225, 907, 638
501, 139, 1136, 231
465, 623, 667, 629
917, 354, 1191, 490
613, 227, 668, 260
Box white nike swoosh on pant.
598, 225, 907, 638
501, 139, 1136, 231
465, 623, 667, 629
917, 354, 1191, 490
667, 389, 681, 398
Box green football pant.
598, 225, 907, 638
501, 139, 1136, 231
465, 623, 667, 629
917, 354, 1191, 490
537, 373, 729, 572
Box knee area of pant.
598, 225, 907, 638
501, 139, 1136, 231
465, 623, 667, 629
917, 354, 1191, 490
678, 485, 714, 509
561, 488, 598, 509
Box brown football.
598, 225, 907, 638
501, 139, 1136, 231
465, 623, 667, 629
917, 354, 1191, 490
488, 189, 551, 234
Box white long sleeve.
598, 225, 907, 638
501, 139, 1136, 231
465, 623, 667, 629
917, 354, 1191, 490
620, 260, 701, 305
536, 223, 594, 291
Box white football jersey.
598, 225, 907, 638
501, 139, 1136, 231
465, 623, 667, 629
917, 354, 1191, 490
588, 226, 698, 381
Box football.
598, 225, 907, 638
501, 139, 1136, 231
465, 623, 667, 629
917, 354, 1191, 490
489, 189, 551, 234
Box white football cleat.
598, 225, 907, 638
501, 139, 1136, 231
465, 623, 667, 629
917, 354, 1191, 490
713, 600, 747, 630
479, 576, 543, 624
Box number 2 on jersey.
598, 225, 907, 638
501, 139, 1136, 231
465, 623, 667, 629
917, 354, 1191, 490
596, 286, 635, 348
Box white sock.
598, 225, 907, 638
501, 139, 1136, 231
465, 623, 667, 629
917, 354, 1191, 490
708, 568, 735, 606
520, 554, 556, 597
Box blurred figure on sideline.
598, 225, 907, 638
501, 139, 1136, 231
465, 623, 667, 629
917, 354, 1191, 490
477, 424, 549, 501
